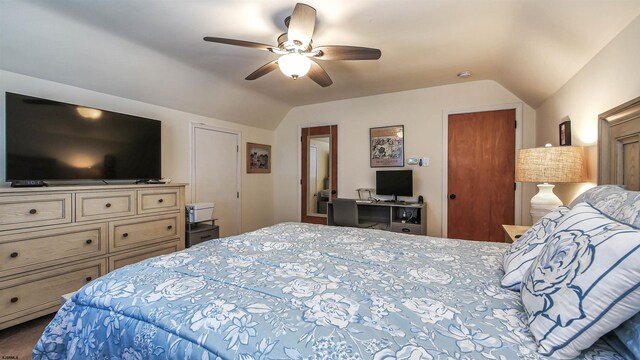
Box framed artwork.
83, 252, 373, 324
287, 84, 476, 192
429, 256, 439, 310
246, 142, 271, 173
370, 125, 404, 167
559, 120, 572, 146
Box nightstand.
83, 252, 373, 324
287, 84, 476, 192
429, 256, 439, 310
186, 219, 220, 248
501, 225, 531, 243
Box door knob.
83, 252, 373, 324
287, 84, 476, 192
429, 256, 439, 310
449, 194, 456, 200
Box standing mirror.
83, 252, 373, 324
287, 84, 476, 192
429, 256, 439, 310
301, 125, 338, 224
307, 136, 331, 216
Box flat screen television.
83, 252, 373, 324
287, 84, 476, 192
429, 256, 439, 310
376, 170, 413, 199
5, 92, 161, 182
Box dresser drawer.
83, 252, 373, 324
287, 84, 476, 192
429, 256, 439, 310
110, 214, 180, 252
0, 194, 72, 231
0, 223, 107, 276
76, 191, 136, 221
109, 241, 179, 271
390, 222, 424, 235
138, 188, 180, 214
0, 259, 106, 323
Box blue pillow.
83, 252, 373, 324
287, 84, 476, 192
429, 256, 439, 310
569, 185, 623, 207
570, 185, 640, 227
521, 202, 640, 359
606, 312, 640, 359
501, 206, 570, 291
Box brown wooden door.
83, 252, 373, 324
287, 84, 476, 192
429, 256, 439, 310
448, 109, 515, 242
301, 125, 338, 224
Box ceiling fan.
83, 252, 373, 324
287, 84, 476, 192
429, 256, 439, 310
203, 3, 382, 87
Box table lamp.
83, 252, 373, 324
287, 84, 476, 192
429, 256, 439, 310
515, 144, 587, 223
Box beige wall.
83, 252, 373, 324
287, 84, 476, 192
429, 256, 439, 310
536, 16, 640, 203
274, 80, 538, 235
0, 70, 274, 232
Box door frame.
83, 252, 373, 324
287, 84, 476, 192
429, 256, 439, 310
441, 103, 523, 237
190, 122, 242, 234
297, 123, 339, 222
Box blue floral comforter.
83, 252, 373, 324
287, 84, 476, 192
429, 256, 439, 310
34, 223, 622, 359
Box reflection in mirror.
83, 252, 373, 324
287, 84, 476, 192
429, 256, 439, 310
307, 136, 331, 216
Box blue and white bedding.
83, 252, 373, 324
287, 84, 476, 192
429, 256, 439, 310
34, 223, 623, 359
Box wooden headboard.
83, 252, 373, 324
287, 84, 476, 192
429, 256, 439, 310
598, 96, 640, 190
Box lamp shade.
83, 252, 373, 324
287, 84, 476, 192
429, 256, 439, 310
516, 145, 587, 183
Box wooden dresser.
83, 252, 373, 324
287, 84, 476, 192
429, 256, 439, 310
0, 184, 186, 330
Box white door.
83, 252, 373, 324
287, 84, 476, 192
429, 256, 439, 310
192, 125, 240, 237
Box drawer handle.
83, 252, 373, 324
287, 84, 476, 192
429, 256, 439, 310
10, 297, 18, 303
167, 225, 173, 230
402, 228, 410, 233
10, 252, 18, 258
122, 233, 129, 238
105, 203, 112, 208
29, 208, 37, 214
86, 239, 93, 244
158, 198, 164, 203
86, 277, 92, 282
200, 235, 209, 240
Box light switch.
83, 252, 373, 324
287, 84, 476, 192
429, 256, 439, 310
423, 157, 430, 167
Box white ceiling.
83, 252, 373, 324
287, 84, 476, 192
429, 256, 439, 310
1, 0, 639, 129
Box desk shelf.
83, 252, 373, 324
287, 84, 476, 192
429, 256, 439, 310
327, 201, 426, 235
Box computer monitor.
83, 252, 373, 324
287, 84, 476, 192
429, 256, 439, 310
376, 170, 413, 201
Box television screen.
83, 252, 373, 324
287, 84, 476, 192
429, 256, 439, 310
376, 170, 413, 197
5, 92, 161, 181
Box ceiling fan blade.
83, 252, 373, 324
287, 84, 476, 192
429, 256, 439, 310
287, 3, 316, 48
204, 37, 275, 52
313, 45, 382, 60
245, 60, 279, 80
307, 61, 332, 87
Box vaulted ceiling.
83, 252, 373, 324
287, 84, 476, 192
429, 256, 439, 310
1, 0, 638, 129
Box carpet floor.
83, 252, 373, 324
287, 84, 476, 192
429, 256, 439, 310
0, 314, 54, 360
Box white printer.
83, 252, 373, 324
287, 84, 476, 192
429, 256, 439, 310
185, 202, 215, 224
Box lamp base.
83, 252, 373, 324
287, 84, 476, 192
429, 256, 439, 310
530, 183, 563, 223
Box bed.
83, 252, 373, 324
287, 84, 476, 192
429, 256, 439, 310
33, 216, 629, 359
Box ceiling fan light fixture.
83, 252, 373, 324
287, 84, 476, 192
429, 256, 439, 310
278, 52, 311, 79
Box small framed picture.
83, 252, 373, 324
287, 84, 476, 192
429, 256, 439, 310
559, 120, 572, 146
246, 143, 271, 173
370, 125, 404, 167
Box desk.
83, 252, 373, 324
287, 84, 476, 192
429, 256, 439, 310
327, 200, 427, 235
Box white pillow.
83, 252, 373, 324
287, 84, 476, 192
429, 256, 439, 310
501, 206, 570, 291
521, 202, 640, 359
